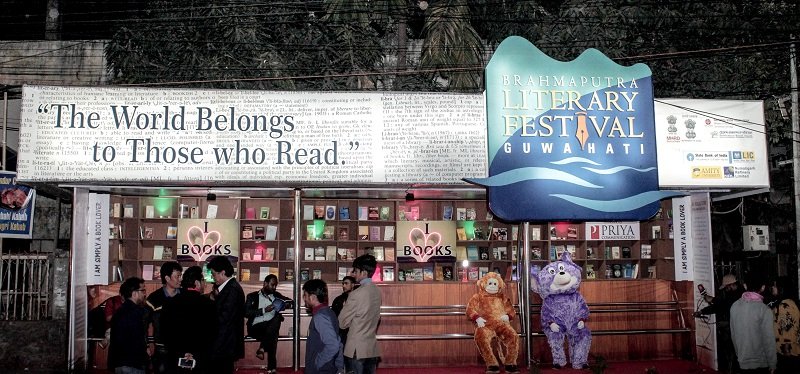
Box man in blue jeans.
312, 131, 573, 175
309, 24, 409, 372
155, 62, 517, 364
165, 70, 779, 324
338, 255, 381, 374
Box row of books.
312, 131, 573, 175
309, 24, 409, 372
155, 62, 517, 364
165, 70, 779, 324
650, 225, 674, 239
583, 263, 643, 279
302, 246, 396, 262
465, 245, 509, 261
242, 225, 278, 240
302, 205, 392, 221
307, 225, 395, 241
243, 206, 273, 220
113, 202, 224, 219
528, 245, 657, 260
456, 226, 514, 241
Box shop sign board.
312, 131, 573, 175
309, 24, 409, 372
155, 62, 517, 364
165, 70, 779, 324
0, 171, 36, 238
17, 86, 487, 185
467, 36, 682, 222
654, 99, 769, 188
86, 192, 109, 285
584, 221, 640, 241
177, 219, 240, 262
396, 221, 456, 262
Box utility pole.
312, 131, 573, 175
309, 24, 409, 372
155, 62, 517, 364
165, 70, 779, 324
791, 37, 800, 299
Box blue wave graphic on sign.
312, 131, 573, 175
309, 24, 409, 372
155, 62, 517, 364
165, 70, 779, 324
466, 36, 683, 221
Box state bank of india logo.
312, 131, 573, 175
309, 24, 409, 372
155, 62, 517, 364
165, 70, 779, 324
466, 36, 682, 222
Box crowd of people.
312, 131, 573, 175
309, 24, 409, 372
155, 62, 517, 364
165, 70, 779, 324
694, 272, 800, 374
102, 254, 381, 374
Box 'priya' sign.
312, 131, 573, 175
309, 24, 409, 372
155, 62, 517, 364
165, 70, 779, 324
467, 36, 681, 221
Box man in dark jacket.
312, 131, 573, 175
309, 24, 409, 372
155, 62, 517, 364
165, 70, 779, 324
303, 279, 344, 374
109, 277, 149, 374
694, 274, 745, 373
207, 256, 245, 374
161, 266, 216, 373
146, 261, 182, 373
245, 274, 293, 374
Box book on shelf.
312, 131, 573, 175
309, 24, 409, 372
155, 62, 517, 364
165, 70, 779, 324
163, 246, 173, 260
260, 207, 270, 219
456, 228, 467, 241
166, 226, 178, 239
468, 267, 480, 281
372, 246, 385, 261
478, 246, 490, 260
339, 206, 350, 220
253, 247, 264, 261
465, 208, 477, 221
306, 224, 318, 240
144, 227, 154, 239
369, 226, 381, 241
511, 226, 519, 241
511, 245, 518, 261
286, 247, 294, 261
383, 266, 395, 282
285, 268, 295, 281
479, 266, 490, 279
467, 245, 479, 260
611, 264, 623, 278
622, 246, 631, 259
443, 266, 454, 281
241, 225, 253, 239
358, 226, 369, 240
566, 244, 576, 257
611, 246, 621, 259
109, 223, 118, 239
325, 246, 337, 261
113, 265, 124, 282
304, 247, 314, 261
266, 225, 278, 240
652, 225, 662, 239
379, 206, 390, 220
245, 207, 256, 219
632, 263, 640, 278
312, 269, 323, 280
586, 246, 595, 259
242, 251, 252, 261
206, 204, 218, 219
153, 245, 164, 260
647, 265, 657, 278
413, 268, 424, 281
337, 247, 349, 261
254, 226, 266, 240
314, 246, 326, 261
423, 267, 434, 281
655, 207, 663, 219
300, 268, 310, 282
585, 264, 596, 279
397, 207, 406, 221
640, 244, 652, 259
146, 205, 156, 219
338, 227, 349, 241
190, 206, 199, 219
338, 267, 349, 281
434, 265, 444, 281
358, 206, 369, 221
668, 224, 674, 239
443, 206, 453, 220
409, 206, 420, 221
496, 246, 508, 260
322, 226, 335, 240
112, 202, 121, 218
314, 206, 325, 220
142, 264, 154, 281
531, 247, 542, 260
384, 247, 395, 262
123, 204, 134, 218
264, 247, 275, 261
383, 226, 395, 241
326, 205, 336, 220
531, 226, 541, 240
624, 263, 634, 278
567, 226, 578, 239
473, 226, 484, 240
492, 247, 501, 260
368, 206, 380, 220
303, 205, 314, 220
397, 269, 406, 282
241, 269, 251, 282
456, 208, 467, 221
491, 227, 508, 241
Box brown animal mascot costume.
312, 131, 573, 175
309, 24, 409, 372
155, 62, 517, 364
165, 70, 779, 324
467, 272, 520, 374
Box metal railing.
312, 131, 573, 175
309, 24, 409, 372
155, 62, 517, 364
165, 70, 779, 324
0, 254, 52, 320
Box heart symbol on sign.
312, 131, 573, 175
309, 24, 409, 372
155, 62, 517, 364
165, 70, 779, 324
408, 227, 442, 263
186, 225, 221, 262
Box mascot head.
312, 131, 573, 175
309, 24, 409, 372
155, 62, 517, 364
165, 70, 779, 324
531, 252, 582, 298
477, 272, 506, 295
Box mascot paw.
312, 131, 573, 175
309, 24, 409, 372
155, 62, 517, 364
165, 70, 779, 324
552, 363, 562, 370
577, 320, 585, 329
549, 322, 560, 332
485, 365, 500, 374
504, 364, 520, 373
500, 314, 510, 322
476, 317, 487, 328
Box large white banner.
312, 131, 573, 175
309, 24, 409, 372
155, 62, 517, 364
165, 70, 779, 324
672, 196, 694, 281
18, 86, 487, 184
86, 193, 109, 285
654, 99, 769, 188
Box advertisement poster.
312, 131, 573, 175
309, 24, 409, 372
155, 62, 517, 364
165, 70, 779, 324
18, 86, 486, 185
654, 99, 769, 188
0, 171, 36, 238
584, 222, 640, 241
396, 221, 456, 262
177, 219, 240, 262
467, 36, 681, 222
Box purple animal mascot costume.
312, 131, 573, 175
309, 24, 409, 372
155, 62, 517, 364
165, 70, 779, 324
531, 252, 591, 369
